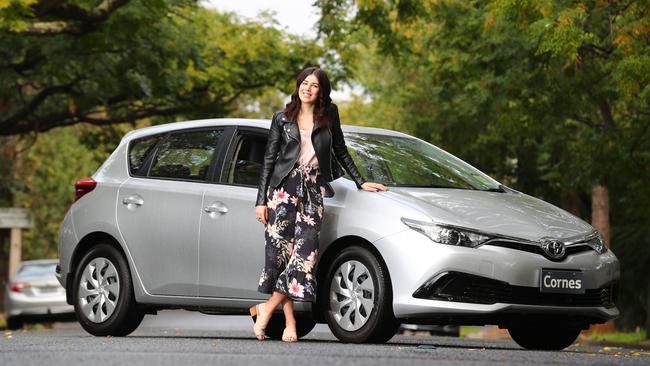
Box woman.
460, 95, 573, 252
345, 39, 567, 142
251, 67, 387, 342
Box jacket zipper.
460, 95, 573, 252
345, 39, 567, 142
277, 123, 300, 185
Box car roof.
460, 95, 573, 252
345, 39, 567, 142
123, 118, 412, 141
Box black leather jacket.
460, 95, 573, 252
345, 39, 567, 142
255, 104, 366, 206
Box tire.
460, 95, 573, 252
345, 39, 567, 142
254, 313, 317, 340
6, 316, 23, 330
321, 246, 399, 343
73, 243, 144, 336
508, 321, 582, 350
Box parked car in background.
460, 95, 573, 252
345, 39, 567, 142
4, 259, 74, 329
57, 118, 619, 349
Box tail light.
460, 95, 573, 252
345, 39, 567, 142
75, 177, 97, 202
9, 281, 30, 293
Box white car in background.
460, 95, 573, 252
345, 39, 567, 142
4, 259, 74, 329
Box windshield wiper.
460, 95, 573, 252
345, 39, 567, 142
481, 185, 514, 193
482, 187, 505, 192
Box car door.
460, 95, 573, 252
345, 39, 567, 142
198, 127, 268, 299
117, 128, 226, 296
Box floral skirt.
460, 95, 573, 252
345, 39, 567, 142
257, 163, 325, 302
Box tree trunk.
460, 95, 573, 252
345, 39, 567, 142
0, 136, 15, 205
0, 230, 6, 313
647, 270, 650, 339
589, 184, 615, 334
0, 136, 16, 314
0, 137, 23, 314
561, 188, 582, 217
591, 185, 610, 246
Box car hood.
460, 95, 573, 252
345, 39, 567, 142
384, 187, 593, 241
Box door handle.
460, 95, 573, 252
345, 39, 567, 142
204, 202, 228, 214
122, 195, 144, 206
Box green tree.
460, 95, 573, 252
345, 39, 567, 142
10, 124, 127, 259
0, 0, 323, 135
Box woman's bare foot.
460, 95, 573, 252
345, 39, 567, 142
282, 322, 298, 342
250, 303, 271, 341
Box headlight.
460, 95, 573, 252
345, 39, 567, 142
584, 232, 608, 254
400, 218, 491, 248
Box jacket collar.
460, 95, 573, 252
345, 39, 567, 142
279, 111, 320, 133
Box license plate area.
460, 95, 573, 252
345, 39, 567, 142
540, 269, 585, 294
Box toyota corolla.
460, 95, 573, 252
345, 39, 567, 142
57, 118, 619, 349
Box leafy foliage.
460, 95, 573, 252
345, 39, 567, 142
0, 0, 323, 135
11, 124, 123, 259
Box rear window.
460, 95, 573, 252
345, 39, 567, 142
148, 129, 223, 181
128, 135, 162, 175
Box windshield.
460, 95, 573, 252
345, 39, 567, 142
343, 133, 501, 190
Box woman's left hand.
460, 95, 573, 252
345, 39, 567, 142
361, 182, 388, 192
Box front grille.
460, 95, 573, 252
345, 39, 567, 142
485, 241, 592, 262
413, 272, 617, 308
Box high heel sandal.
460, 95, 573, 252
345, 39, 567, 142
249, 303, 271, 341
282, 323, 298, 342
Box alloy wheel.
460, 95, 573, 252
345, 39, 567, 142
329, 260, 375, 331
78, 257, 120, 323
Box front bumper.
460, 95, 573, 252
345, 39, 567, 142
395, 299, 619, 326
373, 229, 620, 323
412, 271, 617, 307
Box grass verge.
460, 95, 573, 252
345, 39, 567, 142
459, 326, 483, 338
587, 330, 649, 345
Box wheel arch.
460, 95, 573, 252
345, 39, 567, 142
314, 235, 394, 323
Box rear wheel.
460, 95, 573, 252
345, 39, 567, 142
73, 243, 144, 336
322, 246, 399, 343
508, 321, 582, 350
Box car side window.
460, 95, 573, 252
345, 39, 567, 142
226, 132, 267, 186
149, 129, 223, 181
128, 135, 163, 176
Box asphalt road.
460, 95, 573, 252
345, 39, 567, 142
2, 310, 649, 366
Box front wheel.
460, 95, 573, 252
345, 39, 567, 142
321, 246, 399, 343
508, 322, 582, 350
73, 243, 144, 336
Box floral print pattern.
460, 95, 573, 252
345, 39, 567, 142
258, 163, 325, 302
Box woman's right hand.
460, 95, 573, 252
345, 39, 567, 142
255, 205, 268, 225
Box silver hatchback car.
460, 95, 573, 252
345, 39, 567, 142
57, 119, 619, 349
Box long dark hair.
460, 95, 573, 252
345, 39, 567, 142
284, 67, 332, 128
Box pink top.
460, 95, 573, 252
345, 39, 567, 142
299, 129, 318, 167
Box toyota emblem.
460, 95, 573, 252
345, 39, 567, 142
542, 239, 566, 259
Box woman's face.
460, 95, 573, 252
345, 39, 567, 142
298, 74, 320, 105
